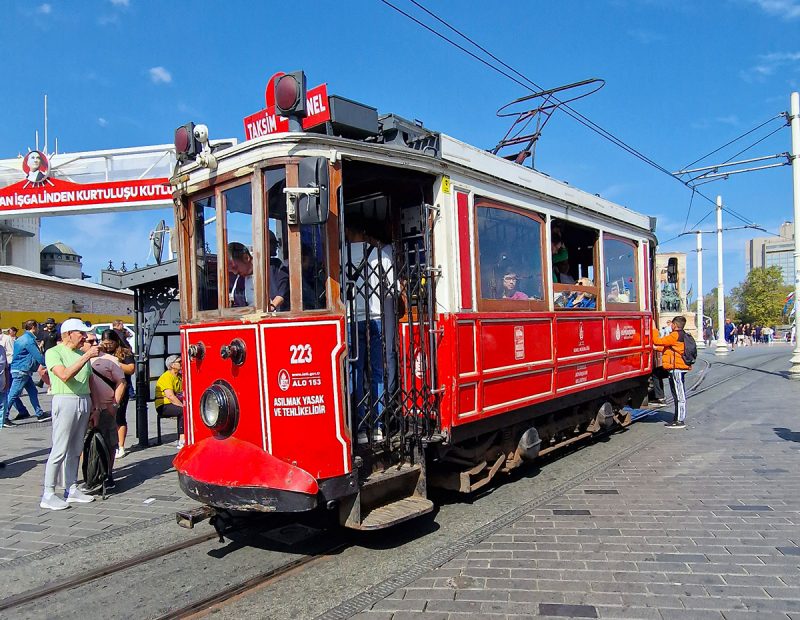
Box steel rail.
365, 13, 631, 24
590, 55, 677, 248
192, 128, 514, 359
153, 542, 348, 620
0, 531, 218, 612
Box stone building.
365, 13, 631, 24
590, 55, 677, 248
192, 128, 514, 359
40, 241, 84, 279
0, 265, 133, 329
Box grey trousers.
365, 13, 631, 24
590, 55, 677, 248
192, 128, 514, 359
43, 394, 90, 495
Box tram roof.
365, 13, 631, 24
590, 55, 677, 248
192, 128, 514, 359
176, 131, 654, 235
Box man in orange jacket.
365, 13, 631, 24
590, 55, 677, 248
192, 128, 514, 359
652, 315, 691, 429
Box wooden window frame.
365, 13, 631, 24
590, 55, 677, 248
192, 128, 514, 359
474, 199, 548, 312
552, 230, 600, 312
602, 233, 640, 312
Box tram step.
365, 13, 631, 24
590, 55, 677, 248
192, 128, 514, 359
358, 496, 434, 530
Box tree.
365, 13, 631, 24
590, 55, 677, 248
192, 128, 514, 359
730, 266, 791, 326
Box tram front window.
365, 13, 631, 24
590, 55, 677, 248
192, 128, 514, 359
194, 195, 218, 311
223, 183, 254, 308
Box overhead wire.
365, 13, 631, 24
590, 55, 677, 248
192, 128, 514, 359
680, 114, 785, 170
381, 0, 784, 234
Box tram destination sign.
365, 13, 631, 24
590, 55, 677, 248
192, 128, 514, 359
243, 83, 331, 141
0, 177, 172, 217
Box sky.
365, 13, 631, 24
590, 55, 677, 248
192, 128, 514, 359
0, 0, 798, 298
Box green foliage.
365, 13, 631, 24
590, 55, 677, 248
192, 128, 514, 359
730, 266, 791, 326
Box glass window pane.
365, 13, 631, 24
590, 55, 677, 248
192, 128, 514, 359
301, 223, 327, 310
194, 195, 218, 311
265, 168, 290, 311
477, 207, 543, 301
604, 238, 637, 304
224, 183, 254, 308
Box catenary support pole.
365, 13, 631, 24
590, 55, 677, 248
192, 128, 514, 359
715, 196, 729, 356
789, 92, 800, 378
696, 231, 705, 349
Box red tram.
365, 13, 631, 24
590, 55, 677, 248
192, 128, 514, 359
171, 72, 657, 530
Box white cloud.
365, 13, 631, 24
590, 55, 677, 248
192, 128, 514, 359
714, 114, 740, 126
739, 51, 800, 82
36, 3, 52, 14
148, 66, 172, 84
98, 117, 108, 127
110, 0, 130, 6
745, 0, 800, 19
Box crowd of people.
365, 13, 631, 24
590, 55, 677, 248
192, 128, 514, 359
720, 318, 790, 350
0, 318, 168, 511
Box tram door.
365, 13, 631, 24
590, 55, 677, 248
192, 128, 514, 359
343, 195, 439, 456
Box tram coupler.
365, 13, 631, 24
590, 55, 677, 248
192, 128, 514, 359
175, 505, 216, 529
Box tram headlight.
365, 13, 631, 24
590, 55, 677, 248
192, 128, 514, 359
199, 381, 238, 435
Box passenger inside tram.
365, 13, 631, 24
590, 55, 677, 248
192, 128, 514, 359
227, 242, 254, 307
501, 267, 529, 300
267, 230, 290, 311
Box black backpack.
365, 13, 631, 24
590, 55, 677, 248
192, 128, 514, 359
82, 428, 110, 499
678, 330, 697, 366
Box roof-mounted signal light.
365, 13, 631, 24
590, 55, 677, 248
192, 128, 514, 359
274, 71, 307, 131
175, 122, 200, 164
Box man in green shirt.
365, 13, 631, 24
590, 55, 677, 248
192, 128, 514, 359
41, 318, 100, 510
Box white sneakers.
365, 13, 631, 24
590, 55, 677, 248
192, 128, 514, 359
40, 485, 96, 510
175, 439, 185, 450
65, 485, 95, 503
40, 493, 69, 511
115, 446, 126, 459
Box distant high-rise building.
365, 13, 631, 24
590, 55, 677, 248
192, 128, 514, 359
745, 222, 794, 286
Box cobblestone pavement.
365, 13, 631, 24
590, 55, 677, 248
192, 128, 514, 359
0, 391, 195, 563
351, 351, 800, 620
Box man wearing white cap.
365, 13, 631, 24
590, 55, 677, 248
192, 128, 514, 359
40, 318, 101, 510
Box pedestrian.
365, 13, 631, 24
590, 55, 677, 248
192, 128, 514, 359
754, 325, 762, 344
38, 318, 60, 353
155, 355, 185, 449
652, 315, 691, 429
703, 323, 713, 348
724, 318, 736, 351
0, 326, 17, 364
0, 338, 9, 430
84, 332, 125, 489
4, 319, 47, 425
40, 318, 100, 510
99, 329, 134, 459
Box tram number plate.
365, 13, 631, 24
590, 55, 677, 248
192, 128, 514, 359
290, 344, 313, 364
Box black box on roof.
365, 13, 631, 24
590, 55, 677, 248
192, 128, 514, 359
315, 95, 379, 140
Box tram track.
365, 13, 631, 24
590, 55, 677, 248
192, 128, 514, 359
2, 350, 785, 619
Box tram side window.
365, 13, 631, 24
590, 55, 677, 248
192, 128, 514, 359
301, 224, 327, 310
477, 205, 544, 303
604, 237, 638, 305
194, 195, 218, 311
265, 167, 290, 311
551, 220, 599, 311
224, 183, 254, 308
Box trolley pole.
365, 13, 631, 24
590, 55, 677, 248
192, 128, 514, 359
714, 196, 729, 356
696, 231, 705, 349
788, 92, 800, 378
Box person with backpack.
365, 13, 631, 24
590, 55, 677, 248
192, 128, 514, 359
652, 315, 694, 429
40, 319, 100, 510
83, 333, 126, 489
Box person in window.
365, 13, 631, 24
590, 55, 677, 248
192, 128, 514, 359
501, 268, 528, 300
227, 242, 254, 307
566, 277, 596, 309
551, 230, 569, 282
554, 260, 575, 284
268, 231, 290, 311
